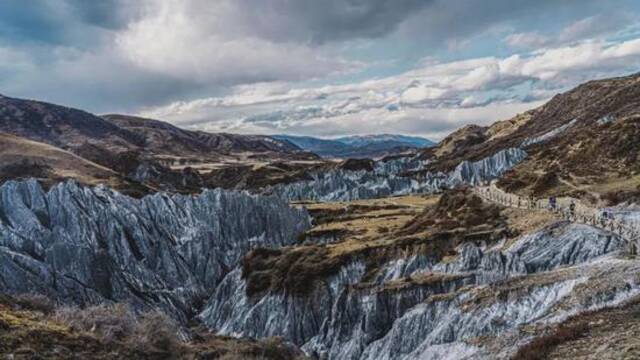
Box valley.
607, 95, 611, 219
1, 73, 640, 359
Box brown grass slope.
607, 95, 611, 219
0, 294, 305, 360
242, 189, 509, 297
0, 94, 143, 152
417, 72, 640, 203
103, 114, 318, 161
0, 132, 150, 196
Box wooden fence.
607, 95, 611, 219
473, 185, 640, 254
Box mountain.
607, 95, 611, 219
0, 95, 321, 193
336, 134, 434, 148
103, 114, 310, 159
272, 133, 434, 159
3, 74, 640, 359
0, 94, 314, 162
271, 135, 351, 157
414, 72, 640, 205
0, 94, 144, 152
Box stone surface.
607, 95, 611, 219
0, 179, 310, 322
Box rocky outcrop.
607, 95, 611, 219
199, 221, 632, 359
268, 148, 526, 201
448, 148, 527, 185
520, 119, 577, 147
0, 179, 310, 322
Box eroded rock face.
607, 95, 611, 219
199, 221, 634, 359
0, 179, 310, 322
269, 148, 527, 202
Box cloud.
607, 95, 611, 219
140, 36, 640, 139
505, 13, 634, 49
1, 0, 639, 137
114, 0, 361, 85
191, 0, 433, 44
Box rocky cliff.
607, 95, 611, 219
268, 147, 526, 201
0, 179, 310, 323
200, 220, 638, 359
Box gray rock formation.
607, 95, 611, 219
199, 221, 633, 359
269, 148, 526, 202
0, 179, 310, 322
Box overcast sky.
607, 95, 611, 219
2, 0, 640, 140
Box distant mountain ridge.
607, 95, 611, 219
272, 134, 434, 158
0, 94, 309, 160
103, 114, 305, 157
336, 134, 434, 147
0, 94, 319, 194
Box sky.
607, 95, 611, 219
2, 1, 640, 140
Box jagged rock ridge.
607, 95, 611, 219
0, 179, 310, 323
200, 221, 638, 359
268, 147, 526, 201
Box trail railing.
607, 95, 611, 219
472, 185, 640, 255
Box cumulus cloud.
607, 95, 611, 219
1, 0, 640, 138
505, 13, 635, 49
141, 36, 640, 140
114, 0, 360, 85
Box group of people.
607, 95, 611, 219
481, 187, 637, 252
483, 188, 616, 229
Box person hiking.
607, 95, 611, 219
529, 194, 535, 209
600, 210, 608, 228
569, 201, 576, 219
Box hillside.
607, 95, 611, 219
0, 294, 303, 360
104, 114, 314, 161
2, 73, 640, 359
0, 95, 143, 152
415, 73, 640, 204
0, 132, 149, 196
0, 94, 312, 162
0, 96, 323, 193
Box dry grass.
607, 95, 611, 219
244, 190, 509, 297
298, 195, 439, 245
524, 295, 640, 359
0, 132, 152, 197
486, 112, 533, 141
0, 295, 304, 359
501, 208, 557, 249
11, 293, 55, 314
0, 132, 120, 186
53, 304, 183, 354
355, 272, 470, 292
512, 323, 589, 360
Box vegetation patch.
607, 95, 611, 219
400, 188, 505, 234
602, 186, 640, 205
242, 246, 345, 297
353, 272, 471, 293
0, 159, 52, 182
243, 190, 509, 298
512, 323, 589, 360
0, 294, 303, 359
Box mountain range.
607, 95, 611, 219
1, 73, 640, 359
272, 134, 434, 158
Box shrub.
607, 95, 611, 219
0, 159, 51, 181
131, 311, 183, 354
53, 303, 183, 355
53, 303, 136, 343
512, 322, 589, 360
377, 226, 390, 234
14, 293, 55, 314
